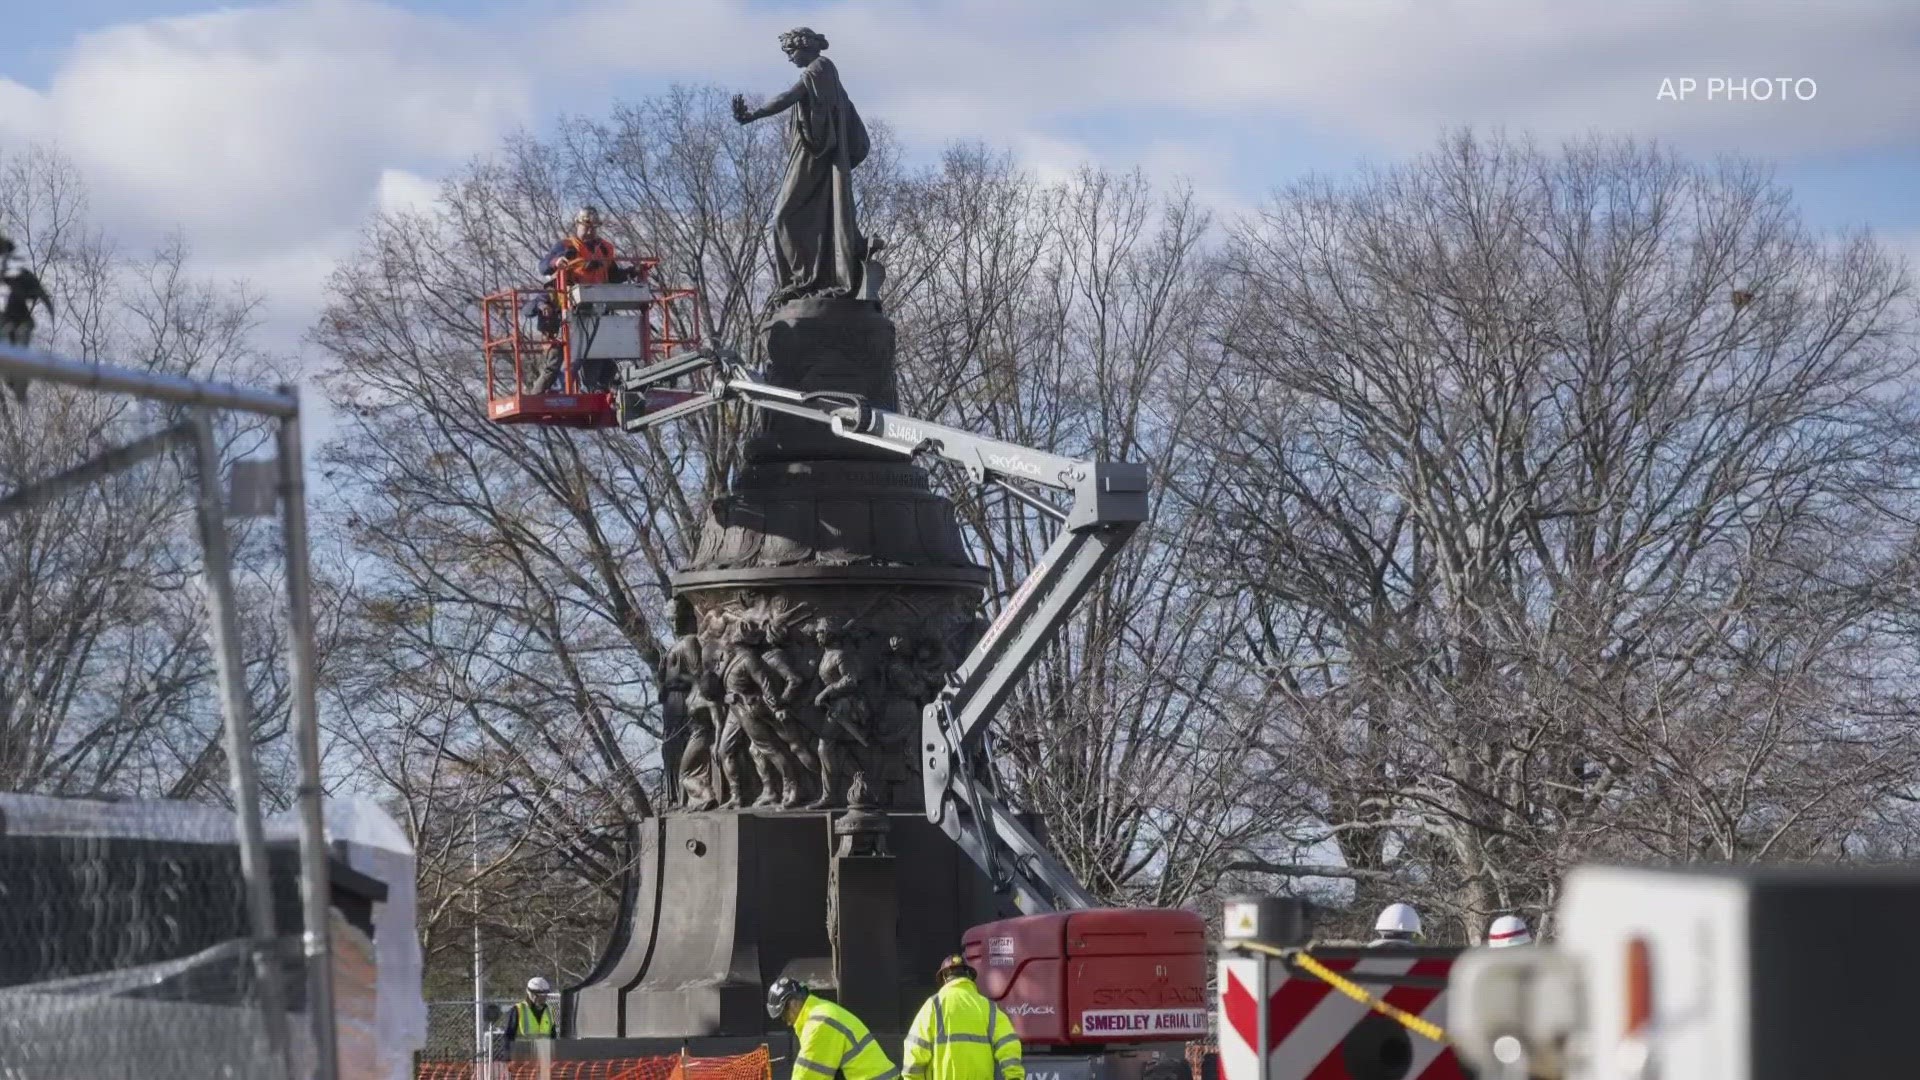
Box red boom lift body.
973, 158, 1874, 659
968, 909, 1209, 1046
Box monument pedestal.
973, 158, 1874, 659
664, 296, 989, 815
830, 808, 900, 1032
591, 292, 996, 1041
565, 810, 1003, 1038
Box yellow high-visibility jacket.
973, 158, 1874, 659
793, 994, 899, 1080
508, 1000, 555, 1040
903, 978, 1024, 1080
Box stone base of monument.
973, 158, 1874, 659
564, 809, 1007, 1039
602, 285, 1002, 1051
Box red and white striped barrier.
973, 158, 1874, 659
1217, 950, 1466, 1080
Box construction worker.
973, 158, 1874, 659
542, 206, 622, 286
1487, 914, 1533, 948
904, 954, 1024, 1080
1368, 902, 1422, 947
0, 234, 52, 403
519, 291, 568, 393
768, 976, 898, 1080
540, 206, 631, 391
502, 975, 557, 1049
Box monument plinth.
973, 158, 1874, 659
669, 294, 989, 816
565, 810, 997, 1039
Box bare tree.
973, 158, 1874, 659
882, 150, 1275, 907
0, 145, 291, 804
1193, 131, 1920, 939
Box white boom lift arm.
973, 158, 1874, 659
616, 347, 1150, 914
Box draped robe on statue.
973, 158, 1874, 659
770, 56, 870, 301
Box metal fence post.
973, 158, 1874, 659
475, 810, 488, 1080
277, 400, 338, 1080
189, 410, 293, 1076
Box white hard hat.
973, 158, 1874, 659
1487, 915, 1532, 947
526, 976, 552, 994
1374, 902, 1422, 937
574, 205, 600, 225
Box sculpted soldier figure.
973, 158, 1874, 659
658, 618, 703, 804
881, 635, 923, 727
867, 634, 927, 806
913, 639, 952, 710
763, 620, 822, 804
718, 622, 805, 809
731, 27, 874, 302
945, 610, 991, 667
680, 644, 727, 811
810, 622, 874, 809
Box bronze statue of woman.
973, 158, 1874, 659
732, 27, 872, 303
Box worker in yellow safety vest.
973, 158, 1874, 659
503, 975, 557, 1049
903, 954, 1024, 1080
768, 976, 899, 1080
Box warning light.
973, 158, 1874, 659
1624, 936, 1653, 1035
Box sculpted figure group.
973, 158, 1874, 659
658, 601, 972, 812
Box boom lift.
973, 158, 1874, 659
610, 348, 1207, 1080
479, 257, 702, 428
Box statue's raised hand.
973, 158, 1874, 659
731, 94, 754, 124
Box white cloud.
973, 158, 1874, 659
0, 0, 530, 277
0, 0, 540, 377
619, 0, 1918, 159
2, 0, 1912, 378
375, 169, 444, 219
0, 80, 51, 141
1878, 228, 1920, 280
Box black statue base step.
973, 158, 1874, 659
564, 810, 1004, 1039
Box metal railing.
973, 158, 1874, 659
480, 256, 702, 405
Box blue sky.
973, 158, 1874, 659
4, 0, 1917, 358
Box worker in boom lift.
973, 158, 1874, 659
903, 954, 1024, 1080
541, 206, 623, 286
1487, 914, 1533, 947
769, 976, 899, 1080
502, 976, 557, 1049
1368, 902, 1423, 947
539, 206, 633, 391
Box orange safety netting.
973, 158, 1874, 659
678, 1049, 773, 1080
1187, 1040, 1218, 1079
419, 1045, 772, 1080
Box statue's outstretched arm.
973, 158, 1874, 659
733, 79, 807, 125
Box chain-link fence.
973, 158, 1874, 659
0, 798, 329, 1077
0, 937, 302, 1078
0, 344, 338, 1078
424, 999, 516, 1064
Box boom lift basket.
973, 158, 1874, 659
480, 257, 701, 428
